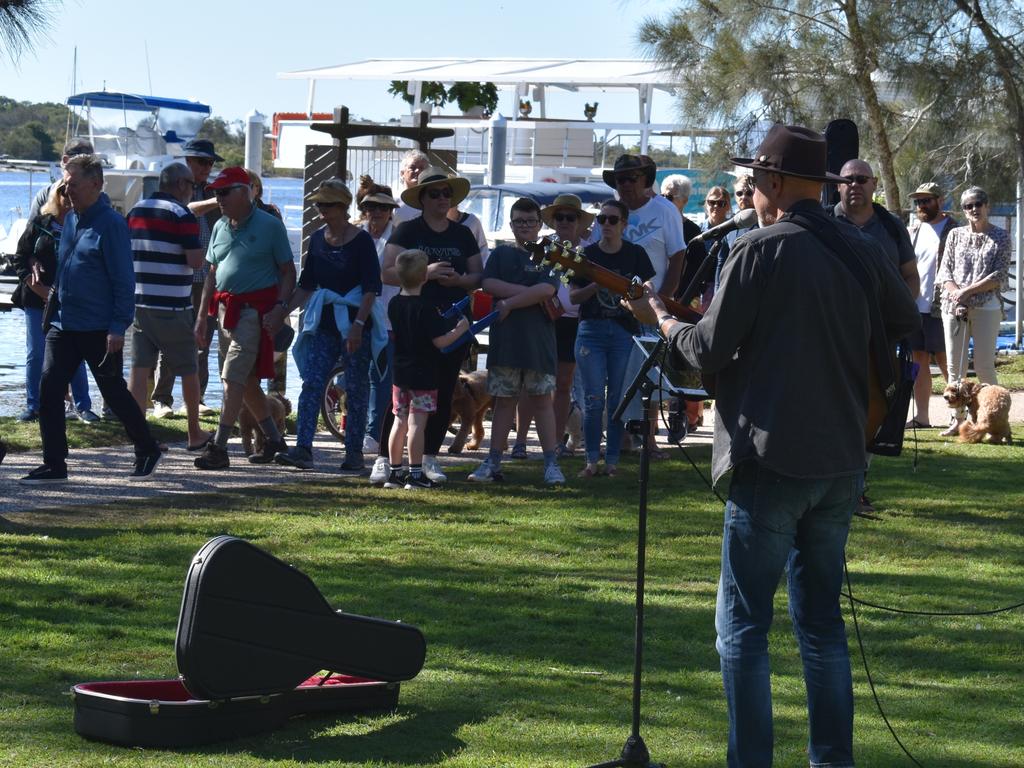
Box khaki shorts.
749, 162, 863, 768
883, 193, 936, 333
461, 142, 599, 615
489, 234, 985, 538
218, 305, 262, 386
487, 365, 556, 398
131, 306, 197, 374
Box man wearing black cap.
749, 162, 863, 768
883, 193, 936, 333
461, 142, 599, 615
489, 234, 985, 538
150, 138, 224, 418
626, 124, 919, 767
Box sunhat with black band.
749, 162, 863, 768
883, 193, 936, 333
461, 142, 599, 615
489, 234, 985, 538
731, 124, 848, 184
359, 189, 399, 209
540, 193, 595, 229
399, 166, 470, 209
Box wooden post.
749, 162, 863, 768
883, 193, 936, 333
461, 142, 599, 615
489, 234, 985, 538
332, 106, 349, 181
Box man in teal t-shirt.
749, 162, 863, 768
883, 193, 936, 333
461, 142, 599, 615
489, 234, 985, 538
193, 167, 295, 470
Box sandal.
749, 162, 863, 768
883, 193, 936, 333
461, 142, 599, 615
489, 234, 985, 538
904, 419, 931, 429
649, 447, 670, 460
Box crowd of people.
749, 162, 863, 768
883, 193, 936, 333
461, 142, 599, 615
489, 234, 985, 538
7, 123, 1015, 766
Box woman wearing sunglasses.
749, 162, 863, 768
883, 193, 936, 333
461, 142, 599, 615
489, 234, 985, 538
274, 178, 383, 473
702, 186, 733, 293
936, 185, 1011, 434
570, 200, 655, 478
376, 167, 483, 484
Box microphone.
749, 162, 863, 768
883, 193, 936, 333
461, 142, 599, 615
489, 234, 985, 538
691, 208, 758, 243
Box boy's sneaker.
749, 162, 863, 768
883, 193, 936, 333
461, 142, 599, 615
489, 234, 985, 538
422, 455, 447, 483
369, 456, 391, 485
469, 459, 503, 483
129, 451, 162, 481
275, 446, 314, 469
20, 464, 69, 485
404, 473, 436, 490
249, 438, 287, 464
544, 463, 566, 485
195, 443, 230, 470
383, 469, 406, 489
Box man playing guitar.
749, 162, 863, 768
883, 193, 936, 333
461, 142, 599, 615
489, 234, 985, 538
624, 124, 919, 767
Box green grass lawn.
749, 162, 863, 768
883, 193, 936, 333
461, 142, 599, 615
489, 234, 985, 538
1, 434, 1022, 767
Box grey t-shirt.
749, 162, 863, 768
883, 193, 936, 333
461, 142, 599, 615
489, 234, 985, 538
834, 204, 915, 269
482, 244, 559, 375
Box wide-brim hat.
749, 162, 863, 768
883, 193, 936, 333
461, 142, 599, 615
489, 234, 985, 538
909, 182, 943, 200
601, 154, 657, 187
400, 166, 470, 209
359, 190, 399, 209
181, 138, 224, 162
731, 124, 847, 184
308, 178, 353, 206
540, 193, 595, 229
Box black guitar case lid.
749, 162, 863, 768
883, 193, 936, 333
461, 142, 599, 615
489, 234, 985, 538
175, 536, 426, 700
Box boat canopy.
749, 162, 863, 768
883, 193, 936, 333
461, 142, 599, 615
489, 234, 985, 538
67, 92, 210, 114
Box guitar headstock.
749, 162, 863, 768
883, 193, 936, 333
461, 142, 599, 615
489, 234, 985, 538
525, 236, 586, 284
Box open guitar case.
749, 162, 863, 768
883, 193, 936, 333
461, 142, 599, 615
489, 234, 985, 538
72, 536, 427, 748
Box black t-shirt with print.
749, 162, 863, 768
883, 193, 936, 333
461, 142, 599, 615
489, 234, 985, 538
571, 240, 655, 332
388, 293, 455, 389
388, 217, 480, 312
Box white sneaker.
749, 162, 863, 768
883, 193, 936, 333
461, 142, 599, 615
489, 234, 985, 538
176, 405, 189, 416
197, 402, 215, 416
152, 403, 174, 419
543, 463, 566, 485
362, 434, 380, 454
369, 456, 390, 485
469, 459, 501, 482
422, 455, 447, 483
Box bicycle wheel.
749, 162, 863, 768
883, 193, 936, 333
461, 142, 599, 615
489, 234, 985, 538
320, 363, 347, 440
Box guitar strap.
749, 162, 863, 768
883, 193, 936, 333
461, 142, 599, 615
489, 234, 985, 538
785, 209, 897, 406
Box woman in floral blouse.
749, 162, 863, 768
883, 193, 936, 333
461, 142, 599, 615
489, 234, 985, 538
936, 185, 1010, 433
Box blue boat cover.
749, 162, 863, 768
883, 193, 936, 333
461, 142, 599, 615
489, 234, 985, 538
66, 91, 210, 115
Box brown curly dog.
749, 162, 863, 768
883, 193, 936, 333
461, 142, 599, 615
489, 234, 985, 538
240, 392, 292, 456
942, 380, 1013, 444
448, 370, 492, 454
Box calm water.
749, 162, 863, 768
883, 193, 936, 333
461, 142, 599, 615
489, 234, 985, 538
0, 171, 307, 417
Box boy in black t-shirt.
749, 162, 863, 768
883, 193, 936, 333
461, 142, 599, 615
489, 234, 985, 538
386, 250, 469, 489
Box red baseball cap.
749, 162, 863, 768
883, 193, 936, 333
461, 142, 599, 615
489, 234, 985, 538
207, 166, 251, 191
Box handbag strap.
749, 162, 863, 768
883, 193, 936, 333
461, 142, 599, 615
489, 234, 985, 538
786, 209, 897, 404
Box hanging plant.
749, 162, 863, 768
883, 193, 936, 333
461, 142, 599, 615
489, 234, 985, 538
446, 82, 499, 114
387, 80, 449, 108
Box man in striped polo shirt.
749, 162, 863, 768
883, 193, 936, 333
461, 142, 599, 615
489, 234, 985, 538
126, 163, 210, 451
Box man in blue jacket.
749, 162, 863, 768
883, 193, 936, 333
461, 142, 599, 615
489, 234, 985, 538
20, 154, 162, 485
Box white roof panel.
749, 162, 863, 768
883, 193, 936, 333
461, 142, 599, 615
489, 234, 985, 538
279, 58, 676, 89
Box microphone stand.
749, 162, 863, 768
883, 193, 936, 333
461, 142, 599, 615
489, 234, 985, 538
586, 338, 670, 768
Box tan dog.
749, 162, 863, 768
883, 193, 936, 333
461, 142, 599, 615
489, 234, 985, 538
942, 380, 1013, 444
448, 370, 492, 454
240, 393, 292, 456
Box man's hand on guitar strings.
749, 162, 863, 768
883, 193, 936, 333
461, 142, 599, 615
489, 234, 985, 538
621, 282, 665, 326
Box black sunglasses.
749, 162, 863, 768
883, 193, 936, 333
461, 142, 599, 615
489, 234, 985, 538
214, 186, 241, 198
361, 202, 391, 212
735, 189, 753, 198
596, 214, 621, 225
913, 198, 937, 207
553, 212, 578, 223
844, 174, 875, 185
615, 173, 642, 185
425, 187, 453, 199
705, 199, 727, 208
962, 201, 986, 211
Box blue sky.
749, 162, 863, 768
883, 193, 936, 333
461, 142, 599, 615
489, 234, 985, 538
1, 0, 683, 126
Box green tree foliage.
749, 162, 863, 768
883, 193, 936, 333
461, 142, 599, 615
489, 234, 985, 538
0, 97, 67, 160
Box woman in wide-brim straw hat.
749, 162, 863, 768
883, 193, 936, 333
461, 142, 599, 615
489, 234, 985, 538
372, 166, 483, 485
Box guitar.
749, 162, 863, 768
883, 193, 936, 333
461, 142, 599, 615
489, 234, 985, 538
523, 237, 702, 324
525, 237, 711, 397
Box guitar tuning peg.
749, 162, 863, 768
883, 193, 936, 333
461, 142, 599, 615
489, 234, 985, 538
560, 274, 570, 285
550, 262, 564, 272
563, 240, 573, 249
574, 254, 583, 263
565, 269, 575, 278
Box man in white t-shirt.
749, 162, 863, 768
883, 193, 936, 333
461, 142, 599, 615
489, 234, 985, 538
906, 182, 957, 428
602, 154, 686, 295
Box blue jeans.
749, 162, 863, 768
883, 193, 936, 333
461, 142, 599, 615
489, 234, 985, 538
716, 460, 861, 768
366, 336, 395, 445
575, 319, 634, 465
295, 327, 371, 458
24, 306, 91, 413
